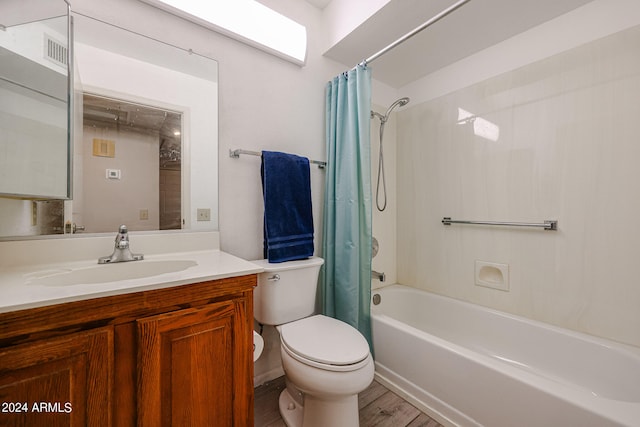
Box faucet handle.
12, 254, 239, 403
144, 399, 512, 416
99, 224, 142, 264
116, 225, 130, 249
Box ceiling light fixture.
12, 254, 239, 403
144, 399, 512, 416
139, 0, 307, 65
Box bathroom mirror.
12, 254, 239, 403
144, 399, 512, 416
0, 11, 219, 238
0, 0, 71, 199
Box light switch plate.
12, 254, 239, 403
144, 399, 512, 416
106, 169, 121, 180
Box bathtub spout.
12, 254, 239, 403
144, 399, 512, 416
372, 270, 386, 282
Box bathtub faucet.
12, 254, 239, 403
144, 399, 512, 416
98, 225, 144, 264
372, 270, 386, 282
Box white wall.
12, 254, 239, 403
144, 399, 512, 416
401, 0, 640, 106
82, 127, 159, 233
396, 1, 640, 348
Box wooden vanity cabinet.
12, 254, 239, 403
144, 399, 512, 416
0, 327, 113, 427
0, 274, 256, 427
136, 298, 252, 426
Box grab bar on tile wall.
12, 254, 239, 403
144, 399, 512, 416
229, 148, 326, 168
442, 217, 558, 231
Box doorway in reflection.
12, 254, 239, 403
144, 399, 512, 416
76, 94, 182, 233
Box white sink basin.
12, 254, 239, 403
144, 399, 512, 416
26, 260, 198, 286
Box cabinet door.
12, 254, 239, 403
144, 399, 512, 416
137, 299, 252, 427
0, 327, 113, 427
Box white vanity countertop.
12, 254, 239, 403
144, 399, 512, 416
0, 250, 263, 314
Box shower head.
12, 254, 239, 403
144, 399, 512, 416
371, 97, 410, 123
384, 97, 410, 118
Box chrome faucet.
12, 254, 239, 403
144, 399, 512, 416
372, 270, 386, 282
98, 225, 144, 264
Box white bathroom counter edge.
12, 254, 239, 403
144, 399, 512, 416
0, 249, 263, 314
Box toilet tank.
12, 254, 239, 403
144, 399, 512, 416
252, 257, 324, 326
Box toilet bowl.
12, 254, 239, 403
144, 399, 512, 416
277, 315, 374, 427
252, 258, 374, 427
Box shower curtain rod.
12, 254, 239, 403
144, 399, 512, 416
358, 0, 472, 67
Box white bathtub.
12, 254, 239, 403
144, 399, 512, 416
371, 284, 640, 427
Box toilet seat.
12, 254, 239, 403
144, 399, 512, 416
279, 315, 371, 372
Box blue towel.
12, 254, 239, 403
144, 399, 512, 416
261, 150, 314, 263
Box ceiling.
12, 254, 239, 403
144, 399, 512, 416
304, 0, 331, 10
83, 94, 181, 138
320, 0, 595, 88
83, 94, 182, 168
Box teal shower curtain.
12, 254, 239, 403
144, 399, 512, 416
322, 64, 373, 350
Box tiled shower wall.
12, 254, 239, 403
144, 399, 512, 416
397, 25, 640, 348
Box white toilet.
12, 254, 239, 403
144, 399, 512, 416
252, 257, 374, 427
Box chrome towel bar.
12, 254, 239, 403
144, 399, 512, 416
442, 217, 558, 231
229, 149, 326, 169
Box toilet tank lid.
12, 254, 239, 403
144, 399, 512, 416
279, 315, 370, 366
251, 257, 324, 272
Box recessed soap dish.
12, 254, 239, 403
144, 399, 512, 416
475, 260, 509, 291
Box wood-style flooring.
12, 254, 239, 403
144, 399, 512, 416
254, 376, 444, 427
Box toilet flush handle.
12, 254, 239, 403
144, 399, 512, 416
267, 274, 280, 282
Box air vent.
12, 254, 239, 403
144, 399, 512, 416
44, 34, 67, 67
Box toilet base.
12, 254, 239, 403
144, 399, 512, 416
279, 388, 303, 427
278, 387, 359, 427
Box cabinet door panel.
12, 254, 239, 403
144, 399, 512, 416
137, 301, 243, 427
0, 327, 113, 427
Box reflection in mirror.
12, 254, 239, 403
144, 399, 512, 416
0, 10, 219, 239
0, 0, 70, 199
42, 94, 183, 234
79, 94, 182, 233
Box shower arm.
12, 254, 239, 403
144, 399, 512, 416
371, 111, 386, 123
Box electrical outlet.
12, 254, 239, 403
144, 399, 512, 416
139, 209, 149, 220
197, 208, 211, 221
